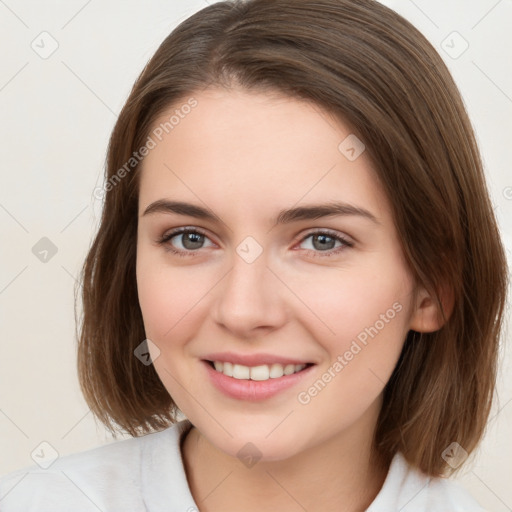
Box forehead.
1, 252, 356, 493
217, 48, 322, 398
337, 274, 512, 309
138, 87, 390, 223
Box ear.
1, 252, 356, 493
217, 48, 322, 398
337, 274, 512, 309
409, 282, 454, 333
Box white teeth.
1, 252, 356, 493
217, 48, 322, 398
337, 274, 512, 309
250, 365, 270, 381
211, 361, 307, 381
284, 364, 296, 375
232, 364, 250, 379
269, 363, 284, 378
223, 361, 233, 377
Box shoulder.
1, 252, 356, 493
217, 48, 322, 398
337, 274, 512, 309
368, 452, 487, 512
425, 475, 488, 511
0, 420, 193, 512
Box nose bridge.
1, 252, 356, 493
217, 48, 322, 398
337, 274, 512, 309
213, 236, 286, 335
224, 240, 273, 309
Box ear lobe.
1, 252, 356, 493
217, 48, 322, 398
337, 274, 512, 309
409, 282, 454, 333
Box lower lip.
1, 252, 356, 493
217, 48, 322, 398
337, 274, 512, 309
202, 360, 315, 401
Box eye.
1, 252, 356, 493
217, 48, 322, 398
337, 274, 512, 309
157, 227, 353, 258
296, 229, 353, 257
157, 227, 215, 257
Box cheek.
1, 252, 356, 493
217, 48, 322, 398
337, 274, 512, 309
292, 258, 413, 414
286, 262, 413, 352
136, 264, 174, 340
135, 247, 215, 347
135, 249, 207, 405
291, 265, 413, 414
136, 244, 179, 341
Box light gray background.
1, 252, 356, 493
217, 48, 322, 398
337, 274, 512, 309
0, 0, 511, 509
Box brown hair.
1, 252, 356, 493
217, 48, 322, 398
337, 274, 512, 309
76, 0, 508, 477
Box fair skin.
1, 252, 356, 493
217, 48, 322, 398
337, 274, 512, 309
136, 87, 443, 511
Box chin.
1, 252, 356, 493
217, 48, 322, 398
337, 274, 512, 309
197, 417, 308, 463
223, 436, 302, 464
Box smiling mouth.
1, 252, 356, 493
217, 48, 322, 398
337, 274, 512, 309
205, 360, 315, 381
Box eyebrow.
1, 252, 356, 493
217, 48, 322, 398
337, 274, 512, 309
141, 199, 380, 225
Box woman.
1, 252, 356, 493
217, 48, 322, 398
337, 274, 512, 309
0, 0, 507, 510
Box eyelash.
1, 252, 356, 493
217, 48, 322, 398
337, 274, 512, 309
157, 227, 353, 258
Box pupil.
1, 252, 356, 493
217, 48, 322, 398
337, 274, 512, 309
313, 234, 334, 250
183, 232, 204, 249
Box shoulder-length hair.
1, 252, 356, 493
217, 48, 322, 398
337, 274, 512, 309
77, 0, 508, 477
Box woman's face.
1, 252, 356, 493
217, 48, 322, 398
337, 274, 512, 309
136, 87, 428, 461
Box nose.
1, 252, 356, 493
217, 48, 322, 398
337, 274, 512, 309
212, 248, 288, 339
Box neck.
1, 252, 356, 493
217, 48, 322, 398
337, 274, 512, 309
181, 403, 389, 512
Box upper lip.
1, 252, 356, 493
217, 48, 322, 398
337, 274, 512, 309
203, 352, 313, 367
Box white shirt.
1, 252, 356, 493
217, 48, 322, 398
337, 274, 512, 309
0, 419, 486, 511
